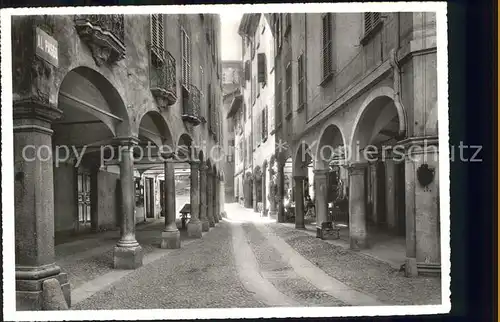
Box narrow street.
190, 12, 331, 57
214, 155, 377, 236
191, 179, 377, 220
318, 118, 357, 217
57, 203, 441, 310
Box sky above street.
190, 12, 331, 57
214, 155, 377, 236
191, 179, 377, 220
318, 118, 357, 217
220, 13, 243, 61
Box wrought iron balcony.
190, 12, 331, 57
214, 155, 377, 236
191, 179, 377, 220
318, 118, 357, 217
181, 83, 202, 126
150, 48, 177, 108
74, 14, 126, 66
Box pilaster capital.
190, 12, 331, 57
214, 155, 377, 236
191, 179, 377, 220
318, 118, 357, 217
13, 100, 63, 134
190, 161, 200, 169
199, 163, 209, 172
346, 162, 369, 175
397, 136, 439, 150
113, 136, 140, 147
313, 169, 330, 176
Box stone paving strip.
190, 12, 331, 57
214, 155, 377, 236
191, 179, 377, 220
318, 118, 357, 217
72, 222, 265, 309
231, 223, 299, 307
252, 223, 383, 306
265, 223, 442, 305
241, 223, 346, 307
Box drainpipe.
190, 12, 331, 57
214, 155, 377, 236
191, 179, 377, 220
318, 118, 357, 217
389, 12, 407, 139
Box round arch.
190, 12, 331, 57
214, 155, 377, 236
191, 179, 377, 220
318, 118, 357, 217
315, 122, 346, 170
176, 133, 194, 161
349, 86, 406, 162
293, 142, 313, 177
56, 66, 131, 137
136, 110, 174, 148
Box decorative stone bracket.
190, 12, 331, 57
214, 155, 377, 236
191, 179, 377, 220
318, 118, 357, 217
74, 15, 126, 67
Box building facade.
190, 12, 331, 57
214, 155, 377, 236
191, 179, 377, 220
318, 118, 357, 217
231, 13, 276, 216
12, 14, 225, 310
270, 13, 440, 277
221, 60, 242, 203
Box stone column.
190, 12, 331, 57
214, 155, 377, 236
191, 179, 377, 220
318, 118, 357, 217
262, 169, 267, 216
314, 169, 329, 238
268, 165, 278, 219
161, 161, 180, 249
277, 162, 285, 223
187, 162, 202, 238
207, 172, 215, 227
347, 162, 368, 250
14, 102, 71, 310
217, 176, 222, 220
293, 176, 306, 229
385, 156, 397, 231
402, 137, 440, 277
213, 174, 220, 223
199, 163, 210, 232
114, 137, 143, 269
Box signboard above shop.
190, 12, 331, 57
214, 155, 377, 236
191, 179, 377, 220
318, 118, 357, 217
35, 27, 58, 67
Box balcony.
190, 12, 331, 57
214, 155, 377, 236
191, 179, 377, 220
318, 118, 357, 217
150, 48, 177, 108
74, 14, 126, 66
181, 83, 202, 126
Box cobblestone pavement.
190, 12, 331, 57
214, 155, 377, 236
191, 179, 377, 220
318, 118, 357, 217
63, 203, 441, 310
264, 223, 442, 305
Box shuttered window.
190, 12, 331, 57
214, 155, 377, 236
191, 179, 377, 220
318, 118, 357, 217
364, 12, 381, 35
181, 26, 192, 85
275, 14, 282, 54
284, 13, 291, 36
285, 62, 292, 115
257, 53, 267, 84
276, 79, 282, 125
298, 53, 305, 110
244, 60, 251, 81
151, 14, 165, 62
321, 13, 333, 82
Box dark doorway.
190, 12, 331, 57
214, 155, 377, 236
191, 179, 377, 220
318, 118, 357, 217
159, 180, 165, 217
145, 177, 155, 218
376, 161, 387, 228
77, 170, 92, 231
396, 161, 406, 236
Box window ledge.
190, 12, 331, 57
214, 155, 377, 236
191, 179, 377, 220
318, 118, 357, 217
263, 137, 268, 143
360, 21, 383, 46
320, 73, 334, 87
297, 103, 306, 113
285, 111, 293, 120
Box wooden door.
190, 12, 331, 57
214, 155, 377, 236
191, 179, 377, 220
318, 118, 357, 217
77, 172, 92, 230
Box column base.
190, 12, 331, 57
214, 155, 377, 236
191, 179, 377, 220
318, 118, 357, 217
349, 236, 368, 250
160, 230, 181, 249
187, 221, 202, 238
417, 262, 441, 277
16, 268, 71, 310
404, 257, 418, 277
209, 220, 215, 227
113, 245, 143, 269
201, 220, 210, 232
295, 223, 305, 229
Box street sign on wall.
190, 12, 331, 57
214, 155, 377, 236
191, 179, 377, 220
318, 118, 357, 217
35, 27, 58, 67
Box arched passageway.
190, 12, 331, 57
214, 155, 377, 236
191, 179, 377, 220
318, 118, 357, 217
349, 94, 406, 251
291, 143, 314, 229
243, 171, 253, 209
314, 124, 347, 239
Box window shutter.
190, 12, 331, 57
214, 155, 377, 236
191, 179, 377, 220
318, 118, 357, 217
364, 12, 381, 34
245, 61, 250, 81
257, 53, 267, 83
322, 14, 333, 80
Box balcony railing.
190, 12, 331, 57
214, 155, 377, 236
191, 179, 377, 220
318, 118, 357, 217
150, 48, 177, 107
181, 83, 202, 126
74, 14, 125, 66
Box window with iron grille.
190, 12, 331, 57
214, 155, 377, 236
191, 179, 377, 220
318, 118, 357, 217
285, 63, 292, 116
298, 53, 305, 111
364, 12, 381, 36
276, 79, 282, 125
181, 26, 192, 85
284, 13, 291, 37
257, 53, 267, 84
150, 14, 165, 63
321, 13, 333, 84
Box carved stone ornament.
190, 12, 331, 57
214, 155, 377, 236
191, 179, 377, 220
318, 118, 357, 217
74, 16, 126, 67
417, 163, 435, 188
